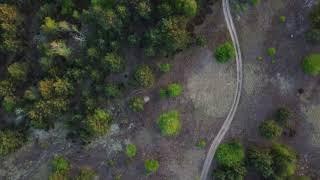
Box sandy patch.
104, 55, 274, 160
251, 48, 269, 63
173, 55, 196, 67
301, 104, 320, 147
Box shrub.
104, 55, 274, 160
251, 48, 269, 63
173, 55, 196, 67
213, 165, 246, 180
279, 16, 286, 23
76, 167, 96, 180
276, 107, 291, 125
157, 110, 181, 136
215, 42, 235, 63
247, 147, 274, 178
51, 156, 70, 175
103, 53, 124, 73
267, 47, 276, 58
271, 143, 297, 178
215, 141, 245, 168
136, 0, 151, 19
310, 4, 320, 29
302, 53, 320, 75
44, 40, 71, 58
0, 80, 14, 97
0, 130, 24, 156
105, 84, 121, 98
129, 97, 145, 112
158, 63, 171, 73
160, 83, 183, 98
306, 29, 320, 43
2, 96, 16, 112
134, 65, 155, 88
7, 62, 28, 81
144, 159, 159, 174
24, 88, 38, 101
259, 120, 283, 140
125, 144, 137, 158
85, 109, 112, 137
41, 17, 58, 34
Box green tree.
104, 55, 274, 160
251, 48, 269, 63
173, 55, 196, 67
0, 130, 24, 156
267, 47, 277, 58
302, 53, 320, 75
259, 120, 283, 140
271, 143, 297, 178
2, 96, 16, 112
144, 159, 159, 174
213, 165, 246, 180
125, 144, 137, 158
104, 83, 121, 98
85, 109, 112, 137
174, 0, 198, 17
103, 53, 124, 73
0, 80, 14, 97
134, 65, 155, 88
129, 97, 145, 112
163, 83, 183, 97
7, 62, 28, 81
136, 0, 151, 19
157, 110, 181, 136
215, 41, 235, 63
215, 141, 245, 168
247, 147, 274, 178
276, 107, 291, 126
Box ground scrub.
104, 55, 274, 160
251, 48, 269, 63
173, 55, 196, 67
215, 41, 235, 63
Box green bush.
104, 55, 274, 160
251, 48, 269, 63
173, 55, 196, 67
0, 130, 24, 156
247, 147, 273, 178
302, 53, 320, 75
85, 109, 112, 137
76, 167, 96, 180
213, 165, 246, 180
51, 156, 70, 175
215, 141, 245, 168
215, 41, 235, 63
174, 0, 198, 17
157, 110, 181, 136
267, 47, 276, 58
134, 65, 155, 88
105, 84, 121, 98
160, 83, 183, 98
129, 97, 145, 112
259, 120, 283, 140
2, 96, 16, 112
306, 29, 320, 43
125, 144, 137, 158
7, 62, 28, 81
271, 143, 297, 178
103, 53, 124, 73
158, 63, 171, 73
279, 16, 286, 23
276, 107, 291, 125
144, 159, 159, 174
0, 80, 14, 97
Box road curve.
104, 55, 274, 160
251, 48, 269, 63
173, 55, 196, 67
200, 0, 243, 179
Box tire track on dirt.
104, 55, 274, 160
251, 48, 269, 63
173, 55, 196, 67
200, 0, 243, 179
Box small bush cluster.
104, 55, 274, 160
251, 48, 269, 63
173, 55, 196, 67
215, 41, 235, 63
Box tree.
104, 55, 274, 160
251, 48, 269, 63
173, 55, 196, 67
302, 53, 320, 75
41, 17, 58, 34
259, 120, 283, 140
104, 83, 121, 98
2, 96, 16, 112
129, 97, 145, 112
157, 110, 181, 136
213, 165, 246, 180
39, 78, 73, 99
43, 40, 71, 58
144, 159, 159, 174
276, 107, 291, 126
102, 53, 124, 73
0, 80, 14, 97
271, 143, 297, 178
7, 62, 28, 82
247, 147, 274, 178
215, 141, 245, 168
135, 0, 151, 19
174, 0, 198, 17
85, 109, 112, 137
215, 42, 235, 63
0, 130, 24, 156
134, 65, 155, 88
125, 144, 137, 158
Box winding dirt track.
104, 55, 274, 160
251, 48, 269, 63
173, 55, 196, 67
200, 0, 243, 179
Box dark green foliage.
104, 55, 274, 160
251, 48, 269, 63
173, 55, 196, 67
213, 165, 247, 180
105, 84, 121, 98
2, 96, 16, 112
157, 110, 181, 136
215, 141, 245, 168
7, 62, 28, 82
129, 97, 145, 112
144, 159, 159, 174
310, 3, 320, 29
0, 130, 24, 156
134, 65, 155, 88
0, 80, 14, 97
306, 29, 320, 43
259, 120, 283, 140
275, 107, 291, 125
215, 42, 235, 63
103, 53, 124, 73
125, 144, 137, 158
158, 63, 171, 73
302, 53, 320, 75
174, 0, 198, 17
271, 143, 297, 178
247, 147, 274, 178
